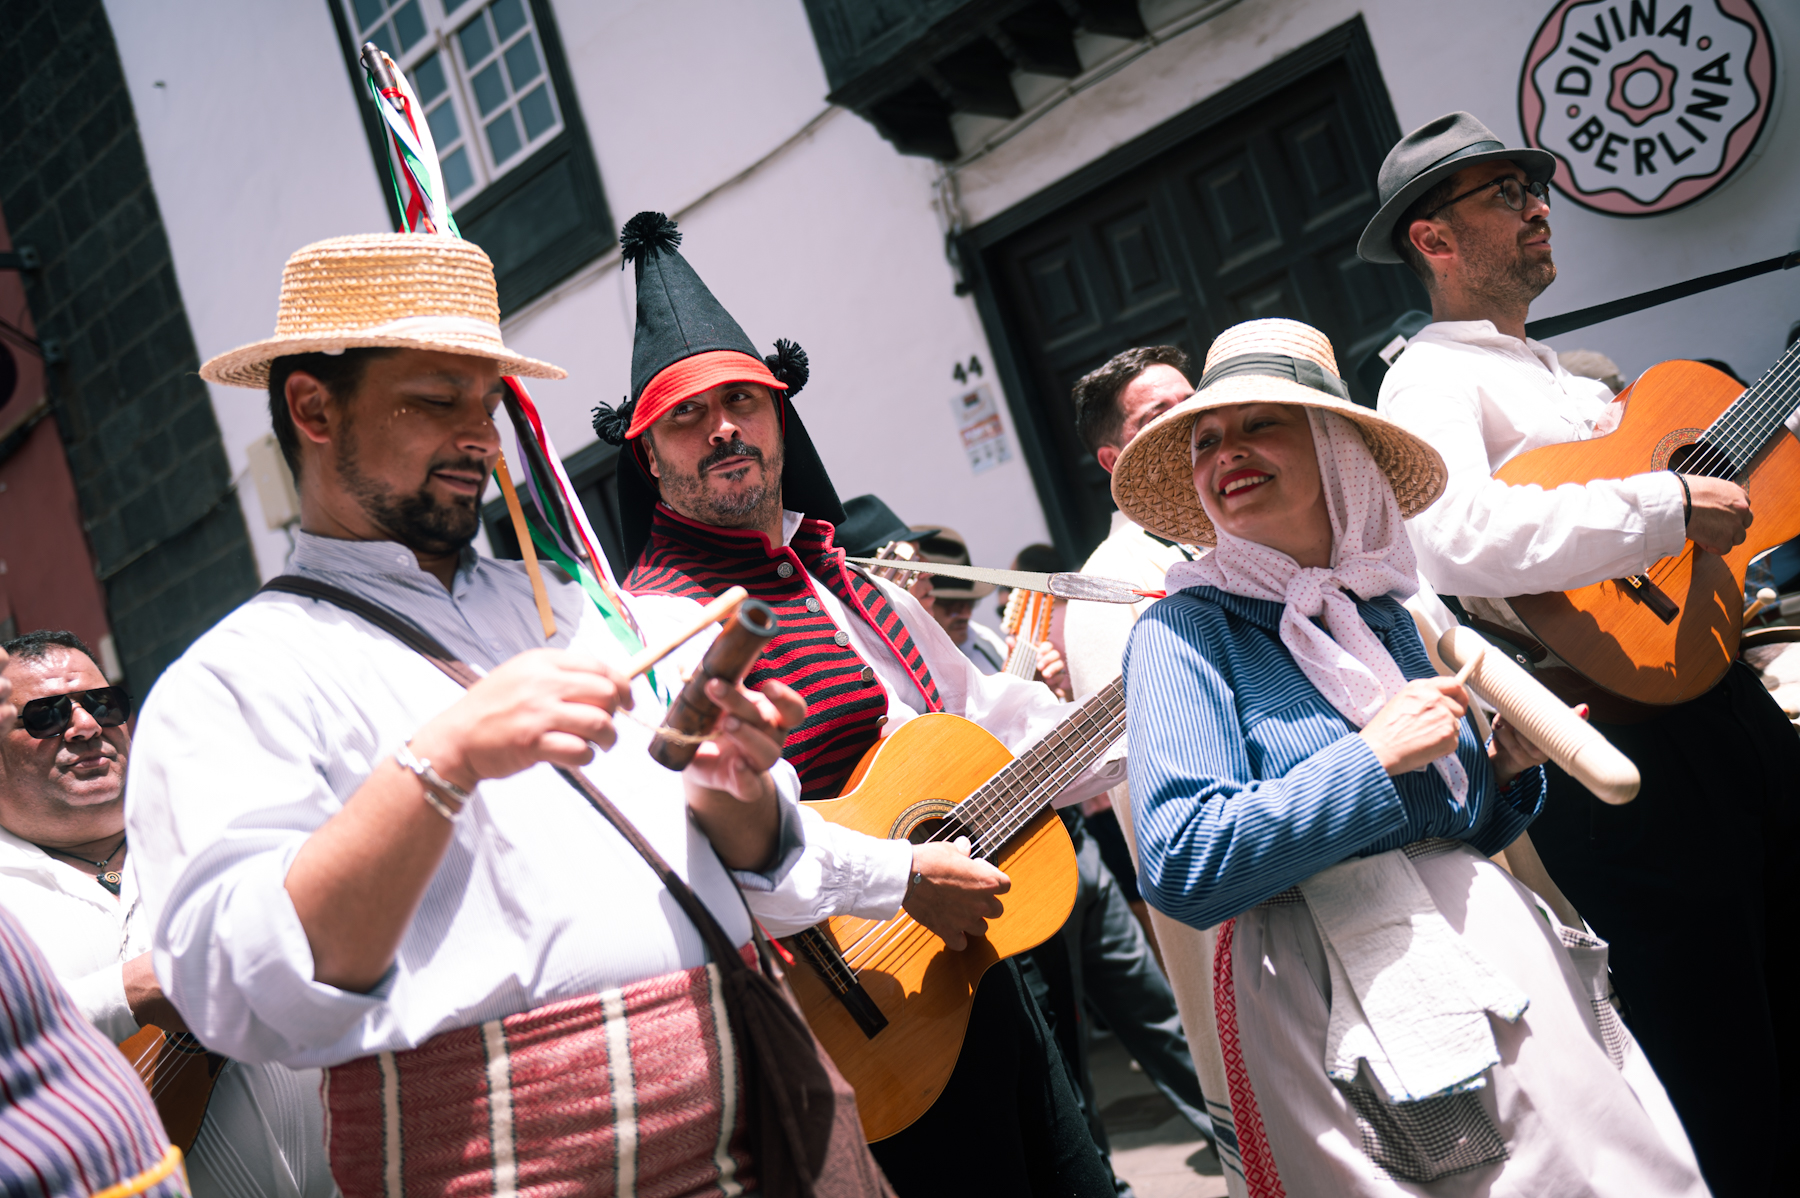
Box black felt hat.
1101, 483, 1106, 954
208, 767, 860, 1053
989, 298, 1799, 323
593, 212, 844, 568
837, 495, 940, 559
1357, 112, 1555, 265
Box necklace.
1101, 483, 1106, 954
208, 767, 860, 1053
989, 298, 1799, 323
32, 836, 127, 895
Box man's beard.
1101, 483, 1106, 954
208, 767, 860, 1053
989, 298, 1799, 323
1463, 216, 1557, 309
658, 434, 785, 529
336, 419, 484, 556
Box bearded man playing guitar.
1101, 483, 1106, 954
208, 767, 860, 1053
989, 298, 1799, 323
597, 212, 1124, 1198
1363, 112, 1799, 1198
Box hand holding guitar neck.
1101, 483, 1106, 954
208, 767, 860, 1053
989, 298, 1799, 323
649, 599, 780, 769
1681, 473, 1753, 555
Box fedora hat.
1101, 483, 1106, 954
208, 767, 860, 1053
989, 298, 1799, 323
200, 234, 565, 388
1356, 112, 1555, 265
1110, 319, 1446, 545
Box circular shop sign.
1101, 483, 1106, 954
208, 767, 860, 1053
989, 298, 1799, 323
1519, 0, 1775, 216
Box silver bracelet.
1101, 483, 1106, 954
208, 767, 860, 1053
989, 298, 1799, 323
394, 742, 473, 821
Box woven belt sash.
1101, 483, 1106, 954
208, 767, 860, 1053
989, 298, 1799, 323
324, 949, 756, 1198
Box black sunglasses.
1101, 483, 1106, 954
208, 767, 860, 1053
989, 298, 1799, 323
1424, 175, 1552, 221
18, 687, 133, 739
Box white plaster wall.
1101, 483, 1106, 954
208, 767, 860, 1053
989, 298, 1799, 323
104, 0, 391, 581
952, 0, 1800, 387
106, 0, 1800, 591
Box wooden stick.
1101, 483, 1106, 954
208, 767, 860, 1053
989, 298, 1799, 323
495, 453, 556, 640
626, 586, 748, 679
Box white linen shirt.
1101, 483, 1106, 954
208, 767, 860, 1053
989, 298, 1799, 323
1064, 510, 1200, 702
629, 512, 1126, 936
0, 828, 337, 1198
1378, 321, 1687, 610
126, 533, 802, 1070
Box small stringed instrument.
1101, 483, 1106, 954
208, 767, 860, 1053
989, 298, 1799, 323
118, 1024, 224, 1152
999, 586, 1055, 679
784, 677, 1125, 1141
1496, 348, 1800, 704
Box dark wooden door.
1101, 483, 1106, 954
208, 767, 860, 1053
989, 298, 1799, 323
975, 48, 1424, 560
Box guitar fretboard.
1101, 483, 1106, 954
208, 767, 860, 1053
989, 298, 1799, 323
1692, 338, 1800, 480
952, 676, 1127, 856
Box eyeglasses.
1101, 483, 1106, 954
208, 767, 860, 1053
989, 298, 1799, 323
1424, 176, 1552, 220
18, 687, 133, 739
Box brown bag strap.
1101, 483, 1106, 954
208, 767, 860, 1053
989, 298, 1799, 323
259, 575, 752, 972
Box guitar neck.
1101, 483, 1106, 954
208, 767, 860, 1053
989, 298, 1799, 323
954, 676, 1127, 857
1696, 339, 1800, 480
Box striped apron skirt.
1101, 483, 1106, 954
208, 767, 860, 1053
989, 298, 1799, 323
1209, 840, 1709, 1197
323, 954, 753, 1198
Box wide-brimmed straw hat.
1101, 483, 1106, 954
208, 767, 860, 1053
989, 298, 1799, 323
1110, 319, 1446, 545
199, 234, 565, 388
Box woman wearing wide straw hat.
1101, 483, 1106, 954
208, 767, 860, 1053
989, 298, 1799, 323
1111, 319, 1707, 1196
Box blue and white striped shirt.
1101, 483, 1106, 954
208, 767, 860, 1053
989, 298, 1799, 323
1123, 585, 1543, 929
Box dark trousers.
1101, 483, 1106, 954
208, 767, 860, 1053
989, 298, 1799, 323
868, 959, 1115, 1198
1028, 813, 1214, 1151
1530, 662, 1800, 1198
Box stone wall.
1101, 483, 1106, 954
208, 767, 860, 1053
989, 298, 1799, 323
0, 0, 258, 692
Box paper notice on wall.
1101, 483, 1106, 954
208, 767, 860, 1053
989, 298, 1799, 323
952, 384, 1011, 475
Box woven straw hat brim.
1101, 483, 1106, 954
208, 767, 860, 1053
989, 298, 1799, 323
1109, 377, 1447, 547
201, 332, 565, 389
198, 232, 567, 388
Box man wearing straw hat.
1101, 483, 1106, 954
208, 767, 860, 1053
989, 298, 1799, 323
122, 232, 835, 1197
597, 212, 1124, 1197
1110, 315, 1706, 1195
1363, 111, 1799, 1196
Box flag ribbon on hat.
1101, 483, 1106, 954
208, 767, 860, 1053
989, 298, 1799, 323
358, 45, 660, 694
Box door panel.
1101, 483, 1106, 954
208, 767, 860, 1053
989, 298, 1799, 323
979, 53, 1424, 558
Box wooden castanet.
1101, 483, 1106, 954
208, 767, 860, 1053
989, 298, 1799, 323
118, 1024, 224, 1152
788, 713, 1079, 1142
1498, 358, 1800, 704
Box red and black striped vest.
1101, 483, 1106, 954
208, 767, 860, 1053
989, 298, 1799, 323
626, 505, 944, 799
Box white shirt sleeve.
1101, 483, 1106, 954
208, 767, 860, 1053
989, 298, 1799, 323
67, 963, 137, 1043
1382, 370, 1688, 598
741, 808, 914, 936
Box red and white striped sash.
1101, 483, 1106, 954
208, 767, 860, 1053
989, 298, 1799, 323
324, 952, 754, 1198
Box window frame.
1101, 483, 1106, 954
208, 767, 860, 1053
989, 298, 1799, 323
327, 0, 614, 315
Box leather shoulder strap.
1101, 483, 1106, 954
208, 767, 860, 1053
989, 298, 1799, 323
257, 574, 749, 970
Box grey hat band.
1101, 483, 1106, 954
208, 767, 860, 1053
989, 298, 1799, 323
1197, 353, 1351, 402
1409, 139, 1507, 194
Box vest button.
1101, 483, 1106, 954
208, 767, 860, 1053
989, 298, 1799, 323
776, 561, 795, 579
806, 597, 821, 613
860, 666, 875, 683
834, 630, 850, 647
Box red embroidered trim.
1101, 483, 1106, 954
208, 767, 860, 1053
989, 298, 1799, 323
1215, 917, 1285, 1198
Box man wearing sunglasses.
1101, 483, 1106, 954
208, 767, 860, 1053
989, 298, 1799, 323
0, 630, 338, 1196
1362, 112, 1795, 1197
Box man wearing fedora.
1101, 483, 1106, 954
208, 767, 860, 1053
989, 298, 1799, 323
911, 528, 1010, 673
599, 212, 1125, 1197
122, 233, 842, 1196
1364, 111, 1798, 1195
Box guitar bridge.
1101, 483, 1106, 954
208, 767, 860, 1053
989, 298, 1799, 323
1617, 574, 1679, 624
790, 926, 889, 1039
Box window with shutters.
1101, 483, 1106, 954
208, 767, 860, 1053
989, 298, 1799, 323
328, 0, 613, 314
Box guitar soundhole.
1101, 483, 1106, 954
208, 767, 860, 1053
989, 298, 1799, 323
1656, 431, 1732, 475
903, 814, 973, 846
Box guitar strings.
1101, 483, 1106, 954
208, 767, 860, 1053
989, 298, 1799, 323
827, 710, 1104, 969
1676, 345, 1800, 479
845, 712, 1125, 979
840, 699, 1127, 976
825, 691, 1124, 972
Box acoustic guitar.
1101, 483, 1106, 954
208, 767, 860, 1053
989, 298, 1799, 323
784, 676, 1125, 1141
1497, 345, 1800, 704
118, 1024, 224, 1153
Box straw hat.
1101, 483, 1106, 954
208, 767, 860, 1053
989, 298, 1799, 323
199, 234, 565, 388
1110, 319, 1445, 545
